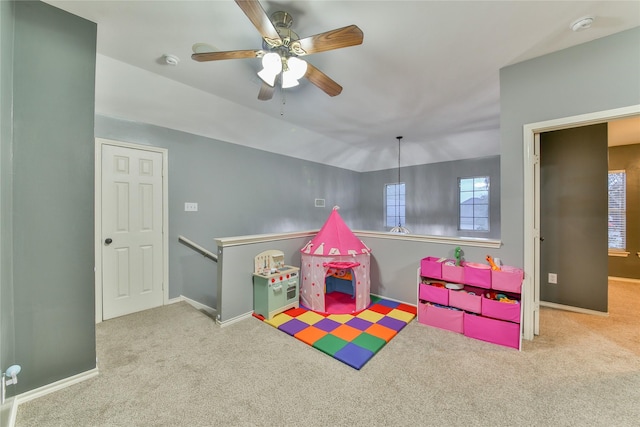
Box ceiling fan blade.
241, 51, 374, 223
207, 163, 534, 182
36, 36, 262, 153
258, 82, 275, 101
235, 0, 282, 43
304, 63, 343, 97
191, 50, 260, 62
292, 25, 363, 56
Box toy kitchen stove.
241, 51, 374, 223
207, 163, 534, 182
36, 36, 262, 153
252, 250, 300, 320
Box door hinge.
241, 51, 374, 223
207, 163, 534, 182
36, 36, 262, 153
533, 154, 540, 165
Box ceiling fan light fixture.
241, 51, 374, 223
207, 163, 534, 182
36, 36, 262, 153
281, 57, 308, 88
257, 52, 282, 86
281, 72, 300, 88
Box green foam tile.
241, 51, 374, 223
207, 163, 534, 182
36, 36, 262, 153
312, 334, 348, 356
351, 332, 387, 354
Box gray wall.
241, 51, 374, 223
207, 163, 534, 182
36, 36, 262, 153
1, 0, 15, 421
95, 116, 361, 308
608, 143, 640, 278
359, 156, 501, 239
500, 27, 640, 270
3, 1, 97, 394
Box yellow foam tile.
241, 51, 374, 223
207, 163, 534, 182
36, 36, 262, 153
264, 313, 293, 328
386, 308, 415, 323
296, 310, 326, 325
356, 310, 385, 323
327, 314, 354, 324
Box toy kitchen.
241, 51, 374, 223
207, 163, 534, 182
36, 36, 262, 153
252, 250, 300, 320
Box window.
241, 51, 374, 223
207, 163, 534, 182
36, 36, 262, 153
459, 177, 489, 231
608, 170, 626, 250
385, 182, 405, 228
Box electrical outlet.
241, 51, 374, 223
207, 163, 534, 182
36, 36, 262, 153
184, 202, 198, 212
548, 273, 557, 284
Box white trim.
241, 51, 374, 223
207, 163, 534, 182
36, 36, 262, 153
181, 295, 217, 318
215, 229, 502, 249
370, 292, 414, 307
523, 104, 640, 341
216, 311, 253, 327
94, 138, 169, 323
10, 368, 99, 426
608, 276, 640, 284
540, 301, 608, 317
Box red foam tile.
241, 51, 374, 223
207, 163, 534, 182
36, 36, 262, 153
396, 303, 417, 315
368, 304, 393, 315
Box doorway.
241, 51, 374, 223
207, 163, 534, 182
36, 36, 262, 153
95, 138, 169, 322
522, 105, 640, 340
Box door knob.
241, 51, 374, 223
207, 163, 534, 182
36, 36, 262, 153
105, 238, 113, 245
540, 236, 545, 242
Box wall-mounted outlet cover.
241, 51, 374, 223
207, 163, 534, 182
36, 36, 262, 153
185, 202, 198, 212
548, 273, 558, 284
314, 198, 325, 208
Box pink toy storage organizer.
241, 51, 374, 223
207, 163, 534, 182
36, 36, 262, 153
300, 207, 371, 314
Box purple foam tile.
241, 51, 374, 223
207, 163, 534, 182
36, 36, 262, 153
345, 317, 374, 331
377, 316, 407, 332
314, 317, 341, 333
334, 342, 374, 370
278, 318, 309, 336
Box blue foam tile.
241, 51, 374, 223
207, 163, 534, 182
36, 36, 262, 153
377, 315, 407, 332
334, 342, 375, 370
278, 318, 309, 336
377, 299, 401, 309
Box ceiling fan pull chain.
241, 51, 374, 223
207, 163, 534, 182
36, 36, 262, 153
281, 90, 286, 116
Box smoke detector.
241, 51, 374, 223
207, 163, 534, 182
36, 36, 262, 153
163, 54, 180, 66
570, 16, 594, 32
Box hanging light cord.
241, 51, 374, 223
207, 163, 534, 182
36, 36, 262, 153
397, 136, 402, 227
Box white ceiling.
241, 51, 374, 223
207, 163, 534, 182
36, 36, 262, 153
44, 1, 640, 172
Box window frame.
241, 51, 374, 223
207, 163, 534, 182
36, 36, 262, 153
608, 169, 626, 252
384, 182, 406, 229
458, 176, 490, 232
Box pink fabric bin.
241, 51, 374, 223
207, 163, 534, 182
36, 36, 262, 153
442, 263, 464, 283
481, 297, 521, 323
491, 266, 524, 293
463, 262, 492, 289
418, 303, 464, 334
420, 257, 445, 279
448, 287, 483, 314
463, 313, 520, 349
419, 283, 449, 306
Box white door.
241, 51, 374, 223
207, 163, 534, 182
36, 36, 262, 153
101, 144, 164, 320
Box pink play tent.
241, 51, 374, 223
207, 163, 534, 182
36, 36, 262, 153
300, 206, 371, 314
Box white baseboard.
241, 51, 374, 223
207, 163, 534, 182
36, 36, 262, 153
9, 368, 99, 427
180, 295, 217, 319
217, 311, 253, 327
370, 293, 413, 307
540, 301, 608, 317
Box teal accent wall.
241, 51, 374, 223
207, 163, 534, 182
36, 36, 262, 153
8, 1, 97, 393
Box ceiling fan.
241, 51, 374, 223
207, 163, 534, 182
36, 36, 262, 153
191, 0, 364, 101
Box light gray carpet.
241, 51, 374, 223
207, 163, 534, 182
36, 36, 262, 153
16, 281, 640, 426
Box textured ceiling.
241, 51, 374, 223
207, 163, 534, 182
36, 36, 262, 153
45, 1, 640, 171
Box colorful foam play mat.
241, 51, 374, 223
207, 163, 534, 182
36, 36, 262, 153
253, 295, 416, 370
